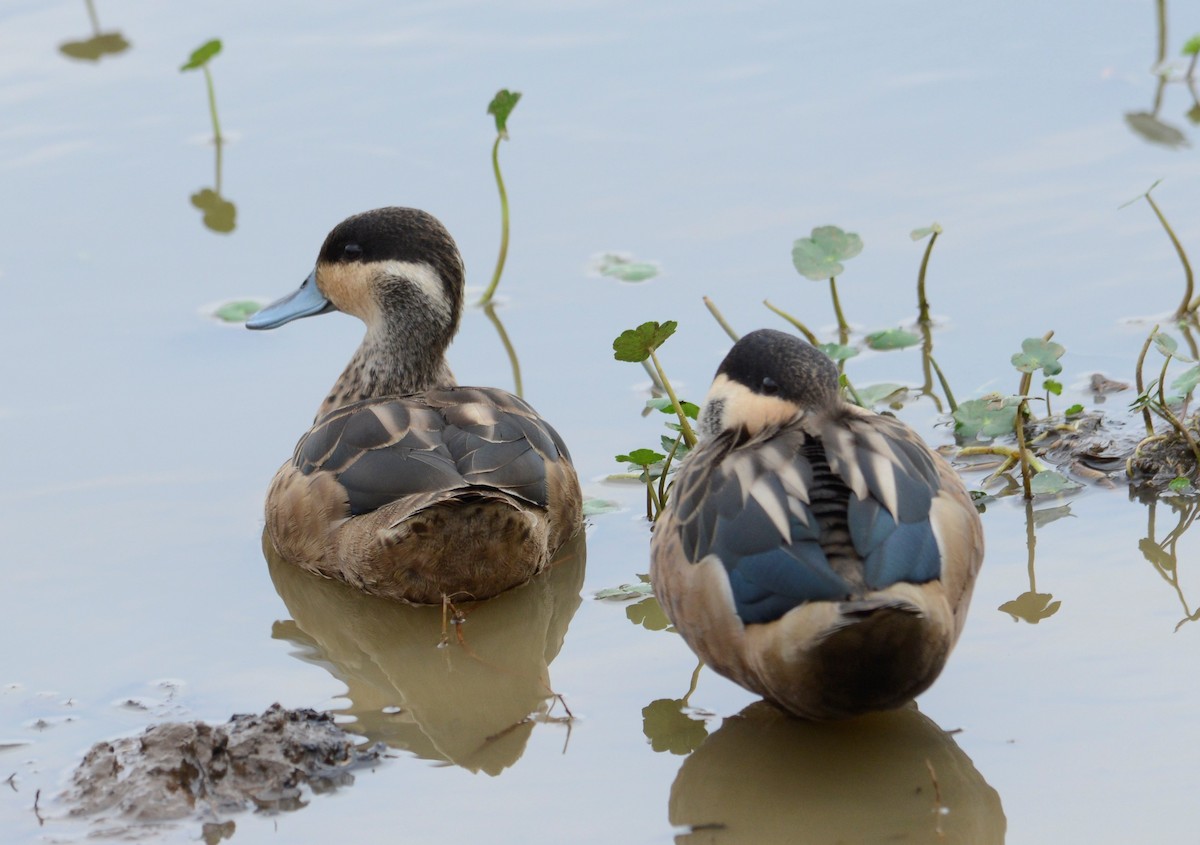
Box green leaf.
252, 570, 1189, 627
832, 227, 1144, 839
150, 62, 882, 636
211, 300, 261, 323
791, 225, 863, 280
818, 342, 859, 362
180, 39, 221, 71
582, 498, 622, 516
660, 433, 691, 460
953, 397, 1019, 440
1011, 337, 1065, 376
910, 223, 943, 241
1170, 365, 1200, 396
595, 582, 654, 600
1183, 34, 1200, 56
615, 448, 666, 466
1043, 378, 1063, 396
1168, 476, 1195, 493
1030, 470, 1080, 495
613, 321, 677, 363
1065, 403, 1084, 417
1153, 332, 1194, 362
595, 253, 660, 283
865, 328, 921, 351
487, 89, 521, 138
645, 397, 699, 419
854, 383, 908, 407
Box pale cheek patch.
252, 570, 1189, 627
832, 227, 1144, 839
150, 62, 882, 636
379, 260, 453, 324
703, 375, 801, 436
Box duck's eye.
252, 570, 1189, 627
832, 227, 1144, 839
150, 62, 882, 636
343, 243, 363, 260
761, 377, 779, 395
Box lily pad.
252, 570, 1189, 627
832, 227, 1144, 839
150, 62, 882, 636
181, 39, 221, 72
487, 89, 521, 138
865, 329, 921, 351
613, 321, 677, 363
1030, 469, 1080, 495
595, 253, 660, 283
791, 226, 863, 280
819, 342, 859, 362
1011, 337, 1065, 376
953, 397, 1019, 440
211, 300, 261, 323
854, 383, 908, 408
582, 498, 622, 517
595, 582, 654, 601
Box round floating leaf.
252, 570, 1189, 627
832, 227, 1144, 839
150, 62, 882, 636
819, 342, 859, 362
1030, 469, 1079, 495
582, 498, 622, 516
181, 39, 221, 71
791, 225, 863, 280
1011, 337, 1065, 376
595, 253, 660, 283
865, 328, 921, 351
616, 448, 666, 466
910, 222, 942, 241
1182, 34, 1200, 56
953, 397, 1019, 440
613, 321, 677, 362
211, 300, 261, 323
854, 383, 908, 407
487, 89, 521, 138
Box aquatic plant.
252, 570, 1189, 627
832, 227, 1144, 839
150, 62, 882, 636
791, 225, 862, 345
1120, 181, 1195, 318
180, 39, 223, 143
478, 89, 521, 306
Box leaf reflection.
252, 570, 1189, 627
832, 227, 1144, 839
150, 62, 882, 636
265, 531, 586, 775
668, 701, 1005, 844
482, 301, 523, 398
998, 499, 1063, 624
643, 660, 708, 756
58, 0, 129, 62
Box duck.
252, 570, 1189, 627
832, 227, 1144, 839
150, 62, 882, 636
247, 206, 583, 605
650, 329, 983, 720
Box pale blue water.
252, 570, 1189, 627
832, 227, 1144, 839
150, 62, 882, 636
2, 1, 1199, 842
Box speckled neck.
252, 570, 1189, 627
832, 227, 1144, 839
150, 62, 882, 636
314, 315, 457, 421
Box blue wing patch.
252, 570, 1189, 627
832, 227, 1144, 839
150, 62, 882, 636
847, 494, 941, 588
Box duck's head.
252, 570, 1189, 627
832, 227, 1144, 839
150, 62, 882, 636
247, 207, 465, 348
698, 329, 840, 438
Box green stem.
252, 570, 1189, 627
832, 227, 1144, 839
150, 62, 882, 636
959, 445, 1049, 472
840, 373, 866, 408
762, 300, 819, 346
641, 358, 664, 392
1015, 399, 1034, 499
916, 230, 939, 324
927, 353, 957, 413
658, 434, 683, 513
1143, 190, 1195, 316
1136, 327, 1157, 436
483, 302, 523, 398
1153, 355, 1200, 469
1154, 0, 1167, 68
703, 296, 740, 342
829, 277, 849, 345
478, 134, 509, 306
202, 65, 222, 144
649, 348, 696, 448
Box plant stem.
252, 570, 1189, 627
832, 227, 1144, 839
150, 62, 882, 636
681, 658, 704, 705
641, 358, 665, 392
1136, 327, 1157, 436
1015, 399, 1034, 499
483, 302, 523, 398
703, 296, 740, 342
928, 353, 957, 413
649, 348, 697, 448
916, 230, 939, 324
1154, 355, 1200, 469
828, 277, 850, 345
1142, 189, 1195, 316
762, 300, 819, 345
958, 446, 1049, 473
841, 373, 866, 408
85, 0, 100, 34
202, 66, 222, 144
658, 434, 683, 513
478, 135, 509, 306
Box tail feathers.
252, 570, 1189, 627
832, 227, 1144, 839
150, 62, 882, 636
820, 597, 923, 640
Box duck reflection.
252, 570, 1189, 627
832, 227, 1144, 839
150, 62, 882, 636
668, 701, 1005, 845
265, 531, 585, 775
59, 0, 129, 62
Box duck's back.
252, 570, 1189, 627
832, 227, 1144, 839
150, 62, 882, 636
266, 387, 582, 604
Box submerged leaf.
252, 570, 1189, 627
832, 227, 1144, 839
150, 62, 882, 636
487, 89, 522, 137
865, 329, 921, 351
181, 39, 221, 71
613, 321, 677, 362
791, 226, 863, 280
1011, 337, 1065, 376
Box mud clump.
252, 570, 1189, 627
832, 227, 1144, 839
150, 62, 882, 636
65, 704, 384, 834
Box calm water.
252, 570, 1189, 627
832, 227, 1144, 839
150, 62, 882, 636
2, 1, 1199, 842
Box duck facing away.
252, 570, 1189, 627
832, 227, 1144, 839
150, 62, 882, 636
247, 207, 582, 605
650, 329, 983, 720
